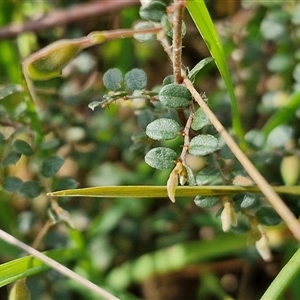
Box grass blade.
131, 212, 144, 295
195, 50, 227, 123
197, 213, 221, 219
47, 185, 300, 198
186, 0, 245, 148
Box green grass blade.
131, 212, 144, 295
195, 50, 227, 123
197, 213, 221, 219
0, 248, 81, 287
260, 247, 300, 299
186, 0, 245, 148
261, 90, 300, 136
47, 185, 300, 198
106, 233, 248, 290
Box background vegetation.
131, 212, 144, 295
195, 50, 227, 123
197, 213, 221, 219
1, 0, 300, 299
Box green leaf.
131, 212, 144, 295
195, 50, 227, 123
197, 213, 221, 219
266, 125, 293, 148
146, 118, 180, 140
12, 140, 33, 156
162, 75, 174, 86
159, 83, 192, 108
125, 69, 147, 91
186, 0, 245, 147
54, 177, 78, 191
139, 1, 166, 22
2, 151, 21, 167
41, 156, 64, 177
188, 57, 214, 81
137, 109, 155, 130
102, 68, 123, 91
3, 176, 23, 192
256, 207, 281, 226
191, 107, 210, 130
18, 181, 42, 198
194, 195, 219, 208
133, 22, 156, 42
145, 147, 177, 170
189, 134, 219, 156
233, 193, 258, 209
261, 247, 300, 300
0, 248, 81, 288
196, 167, 220, 185
48, 185, 300, 198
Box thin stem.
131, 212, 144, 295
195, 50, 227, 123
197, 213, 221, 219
183, 76, 300, 241
88, 27, 162, 44
180, 106, 194, 163
158, 25, 300, 241
172, 0, 185, 83
0, 229, 119, 300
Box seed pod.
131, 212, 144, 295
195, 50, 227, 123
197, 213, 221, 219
9, 279, 31, 300
23, 37, 93, 81
280, 155, 300, 186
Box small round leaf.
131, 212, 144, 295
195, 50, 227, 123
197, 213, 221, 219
19, 180, 42, 198
189, 134, 220, 156
3, 176, 23, 192
145, 147, 177, 170
159, 83, 192, 108
134, 22, 156, 42
146, 118, 180, 140
196, 167, 220, 185
139, 1, 166, 22
137, 109, 155, 130
2, 151, 21, 166
256, 207, 281, 226
194, 195, 219, 208
103, 68, 123, 91
125, 69, 147, 91
41, 156, 64, 177
12, 140, 33, 156
240, 193, 258, 209
191, 108, 210, 130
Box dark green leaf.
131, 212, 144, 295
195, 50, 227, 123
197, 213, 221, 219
266, 125, 293, 148
188, 57, 214, 81
191, 108, 210, 130
19, 181, 42, 198
159, 83, 192, 108
39, 139, 60, 150
133, 22, 156, 42
256, 207, 281, 226
196, 167, 220, 185
146, 118, 180, 140
41, 156, 64, 177
54, 177, 78, 191
3, 176, 23, 192
12, 140, 33, 156
103, 68, 123, 91
145, 147, 177, 170
189, 134, 219, 156
194, 195, 219, 208
162, 75, 174, 86
2, 151, 21, 166
137, 109, 155, 130
139, 1, 166, 22
125, 69, 147, 91
240, 193, 258, 209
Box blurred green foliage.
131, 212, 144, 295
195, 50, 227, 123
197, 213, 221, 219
1, 0, 300, 299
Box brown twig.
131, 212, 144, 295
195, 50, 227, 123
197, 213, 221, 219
171, 0, 185, 83
0, 0, 140, 40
